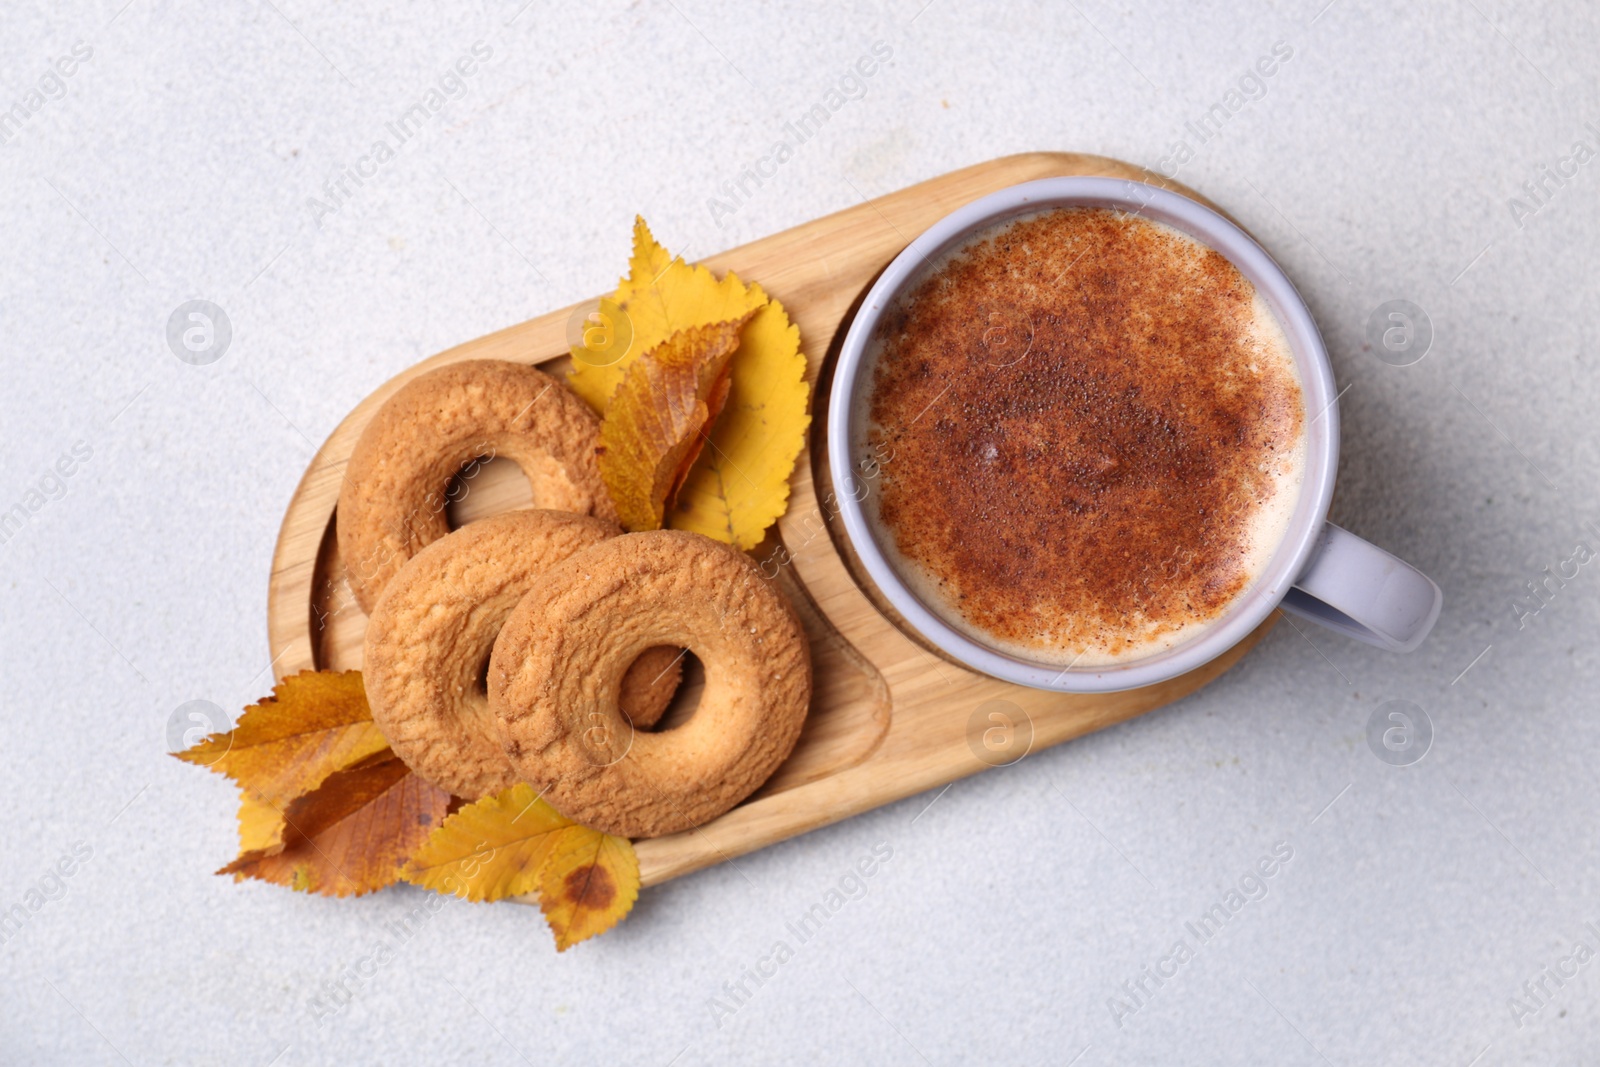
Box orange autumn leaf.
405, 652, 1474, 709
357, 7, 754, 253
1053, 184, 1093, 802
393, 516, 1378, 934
538, 823, 640, 952
673, 352, 735, 510
174, 670, 389, 807
597, 316, 751, 532
219, 752, 451, 898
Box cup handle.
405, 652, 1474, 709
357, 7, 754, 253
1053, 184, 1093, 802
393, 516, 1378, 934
1278, 522, 1443, 653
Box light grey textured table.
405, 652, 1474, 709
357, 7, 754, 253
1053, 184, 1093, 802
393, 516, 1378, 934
2, 1, 1597, 1063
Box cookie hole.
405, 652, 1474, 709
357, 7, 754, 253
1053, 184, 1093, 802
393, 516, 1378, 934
476, 649, 493, 696
444, 456, 534, 530
643, 651, 704, 733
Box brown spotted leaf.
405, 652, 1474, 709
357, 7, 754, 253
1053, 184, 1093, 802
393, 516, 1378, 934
537, 823, 639, 951
219, 752, 450, 898
174, 670, 389, 807
401, 783, 578, 903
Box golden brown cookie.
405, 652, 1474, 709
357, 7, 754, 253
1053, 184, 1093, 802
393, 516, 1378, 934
338, 359, 620, 613
489, 530, 811, 838
363, 510, 682, 799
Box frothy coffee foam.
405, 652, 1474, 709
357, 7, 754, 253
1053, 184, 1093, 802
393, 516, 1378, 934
855, 207, 1306, 668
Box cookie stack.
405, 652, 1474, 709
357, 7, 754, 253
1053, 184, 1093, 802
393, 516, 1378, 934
337, 360, 811, 839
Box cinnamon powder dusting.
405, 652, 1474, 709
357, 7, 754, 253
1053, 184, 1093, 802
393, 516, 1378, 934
863, 207, 1306, 665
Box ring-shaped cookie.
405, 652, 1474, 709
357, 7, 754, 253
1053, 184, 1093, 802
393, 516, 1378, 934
363, 510, 683, 799
338, 359, 620, 613
489, 530, 811, 838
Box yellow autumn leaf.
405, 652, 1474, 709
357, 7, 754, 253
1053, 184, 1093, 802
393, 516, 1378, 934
671, 298, 808, 547
538, 825, 640, 952
237, 791, 284, 854
402, 783, 585, 903
567, 218, 765, 409
402, 783, 639, 946
598, 316, 749, 532
173, 670, 389, 807
569, 217, 810, 549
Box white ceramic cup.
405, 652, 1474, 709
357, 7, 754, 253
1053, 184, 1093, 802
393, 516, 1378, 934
828, 177, 1443, 694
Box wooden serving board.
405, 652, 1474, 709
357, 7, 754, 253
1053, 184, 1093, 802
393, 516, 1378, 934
267, 152, 1274, 889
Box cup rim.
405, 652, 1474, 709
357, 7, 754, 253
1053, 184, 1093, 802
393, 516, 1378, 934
826, 177, 1340, 693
